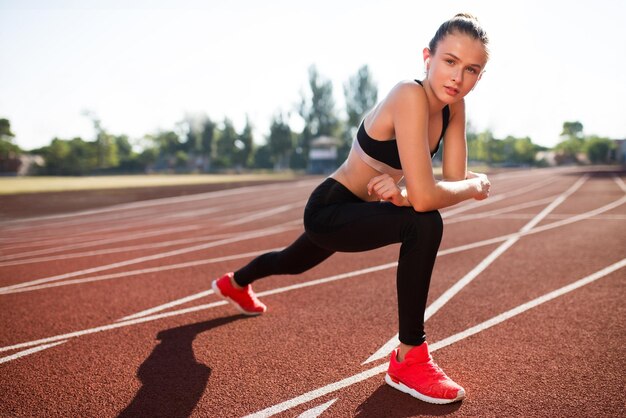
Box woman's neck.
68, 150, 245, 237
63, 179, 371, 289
420, 79, 447, 115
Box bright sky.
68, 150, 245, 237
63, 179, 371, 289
1, 0, 625, 151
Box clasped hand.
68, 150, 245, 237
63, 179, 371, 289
367, 174, 406, 206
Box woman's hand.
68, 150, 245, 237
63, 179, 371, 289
367, 174, 408, 206
467, 171, 491, 200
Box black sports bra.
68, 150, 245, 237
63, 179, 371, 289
353, 80, 450, 176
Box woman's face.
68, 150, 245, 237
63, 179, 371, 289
424, 32, 488, 104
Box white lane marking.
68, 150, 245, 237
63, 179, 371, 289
613, 174, 626, 192
0, 199, 622, 354
0, 231, 239, 266
445, 196, 557, 224
0, 179, 320, 227
0, 263, 400, 353
245, 258, 626, 417
0, 300, 229, 353
0, 340, 68, 364
467, 214, 626, 221
4, 191, 624, 298
363, 175, 589, 364
2, 187, 303, 249
118, 290, 216, 321
224, 203, 302, 226
296, 399, 338, 418
0, 224, 203, 260
430, 259, 626, 351
242, 365, 388, 418
117, 289, 215, 321
0, 224, 297, 293
0, 248, 286, 295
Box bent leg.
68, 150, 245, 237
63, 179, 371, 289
234, 232, 335, 287
306, 200, 443, 345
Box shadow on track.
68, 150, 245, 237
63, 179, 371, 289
118, 314, 247, 418
354, 384, 462, 417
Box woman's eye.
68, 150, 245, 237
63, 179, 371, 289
466, 67, 477, 74
446, 59, 455, 65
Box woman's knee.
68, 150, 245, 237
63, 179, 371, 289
404, 209, 443, 240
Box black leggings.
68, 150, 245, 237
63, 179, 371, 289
234, 177, 443, 346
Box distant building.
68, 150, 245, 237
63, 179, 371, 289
0, 154, 44, 176
308, 136, 342, 174
535, 150, 557, 166
614, 139, 626, 164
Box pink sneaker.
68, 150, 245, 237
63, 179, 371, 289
385, 342, 465, 404
212, 272, 267, 316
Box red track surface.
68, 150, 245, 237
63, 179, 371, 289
1, 166, 625, 417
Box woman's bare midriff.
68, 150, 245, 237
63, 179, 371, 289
330, 148, 403, 202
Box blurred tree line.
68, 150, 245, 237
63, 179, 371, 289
0, 65, 619, 176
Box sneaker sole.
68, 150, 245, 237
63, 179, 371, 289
211, 279, 265, 316
384, 373, 465, 404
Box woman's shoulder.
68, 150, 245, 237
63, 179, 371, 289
387, 80, 428, 107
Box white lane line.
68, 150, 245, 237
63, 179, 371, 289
430, 259, 626, 351
244, 258, 626, 418
613, 174, 626, 192
0, 224, 203, 257
363, 174, 589, 364
0, 340, 68, 364
1, 200, 622, 355
0, 247, 286, 295
121, 233, 514, 322
444, 196, 557, 224
0, 224, 298, 293
471, 214, 626, 221
0, 300, 230, 354
117, 289, 216, 321
0, 179, 319, 227
0, 263, 399, 353
296, 399, 338, 418
224, 203, 302, 226
242, 365, 388, 418
3, 191, 623, 299
0, 231, 238, 266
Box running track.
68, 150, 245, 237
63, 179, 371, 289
0, 166, 624, 417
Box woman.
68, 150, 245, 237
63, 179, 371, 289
213, 13, 491, 404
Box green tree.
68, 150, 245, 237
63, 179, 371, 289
584, 136, 615, 164
561, 121, 584, 138
474, 130, 495, 163
82, 111, 118, 169
214, 118, 238, 168
297, 65, 339, 167
555, 121, 585, 164
114, 135, 133, 160
253, 144, 273, 169
267, 112, 294, 170
344, 65, 378, 131
200, 117, 216, 171
0, 118, 20, 158
234, 117, 254, 169
513, 136, 537, 164
41, 137, 98, 175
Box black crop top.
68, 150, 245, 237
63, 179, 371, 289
354, 80, 450, 174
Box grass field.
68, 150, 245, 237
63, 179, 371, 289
0, 173, 300, 195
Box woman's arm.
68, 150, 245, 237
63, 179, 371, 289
391, 83, 489, 212
441, 100, 468, 181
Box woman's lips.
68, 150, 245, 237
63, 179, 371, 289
444, 86, 459, 96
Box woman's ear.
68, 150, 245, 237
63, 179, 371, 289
422, 47, 431, 73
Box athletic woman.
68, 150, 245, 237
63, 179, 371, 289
212, 13, 491, 404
